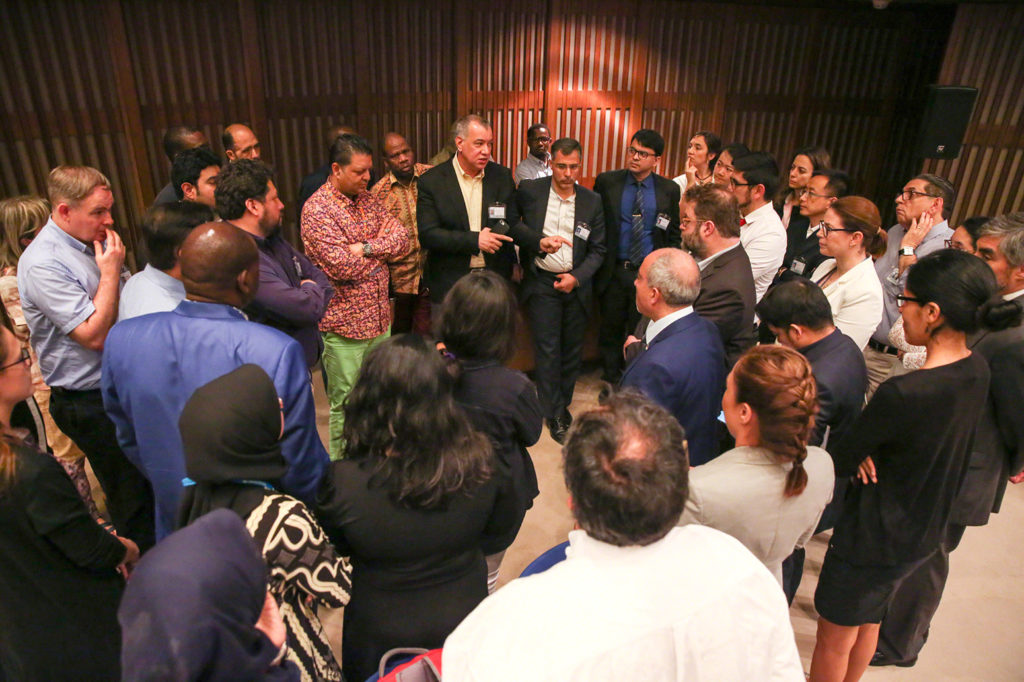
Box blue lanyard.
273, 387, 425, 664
181, 477, 276, 491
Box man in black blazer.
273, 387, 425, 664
873, 212, 1024, 668
624, 183, 755, 369
510, 138, 606, 443
593, 129, 681, 381
756, 279, 869, 603
776, 169, 850, 283
418, 114, 521, 309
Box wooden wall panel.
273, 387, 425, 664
922, 4, 1024, 225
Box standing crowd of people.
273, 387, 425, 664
0, 114, 1022, 682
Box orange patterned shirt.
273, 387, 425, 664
300, 181, 409, 340
370, 163, 432, 295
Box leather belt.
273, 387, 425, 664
867, 339, 899, 356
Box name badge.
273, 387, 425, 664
574, 222, 591, 241
488, 203, 507, 220
885, 266, 901, 287
790, 258, 806, 275
655, 213, 670, 230
292, 256, 303, 279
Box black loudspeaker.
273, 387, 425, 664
914, 85, 979, 160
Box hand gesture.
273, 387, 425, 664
623, 334, 641, 357
553, 273, 577, 293
902, 211, 935, 250
478, 227, 513, 254
116, 535, 140, 579
94, 229, 125, 278
254, 590, 287, 649
684, 157, 698, 186
857, 456, 877, 485
539, 235, 570, 254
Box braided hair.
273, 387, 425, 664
732, 346, 818, 497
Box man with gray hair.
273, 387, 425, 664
874, 211, 1024, 668
619, 248, 726, 465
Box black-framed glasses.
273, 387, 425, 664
803, 188, 834, 200
897, 188, 939, 202
626, 146, 654, 160
944, 238, 970, 252
0, 348, 30, 371
729, 178, 752, 188
896, 294, 925, 307
817, 220, 858, 236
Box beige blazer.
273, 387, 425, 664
680, 445, 835, 586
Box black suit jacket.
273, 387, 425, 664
417, 160, 520, 302
592, 169, 681, 290
511, 177, 606, 310
696, 245, 757, 367
955, 311, 1024, 525
778, 208, 826, 281
800, 328, 868, 449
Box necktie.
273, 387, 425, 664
629, 181, 646, 264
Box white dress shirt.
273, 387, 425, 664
443, 525, 805, 682
680, 445, 835, 586
118, 264, 186, 322
810, 256, 884, 351
740, 202, 786, 302
645, 306, 694, 345
535, 187, 575, 273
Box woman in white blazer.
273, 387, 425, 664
680, 345, 834, 586
809, 197, 887, 350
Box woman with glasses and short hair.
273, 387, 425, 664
809, 197, 886, 350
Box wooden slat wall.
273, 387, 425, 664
922, 4, 1024, 226
8, 0, 1013, 264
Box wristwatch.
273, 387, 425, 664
900, 246, 916, 257
362, 242, 373, 258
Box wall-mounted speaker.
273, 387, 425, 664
914, 85, 979, 160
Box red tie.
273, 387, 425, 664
739, 218, 747, 226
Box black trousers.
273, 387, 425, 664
876, 523, 966, 663
598, 264, 642, 380
781, 476, 850, 604
50, 387, 156, 552
524, 273, 588, 420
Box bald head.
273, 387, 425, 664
637, 248, 701, 318
222, 124, 261, 161
180, 222, 259, 306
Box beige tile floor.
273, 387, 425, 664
312, 368, 1024, 680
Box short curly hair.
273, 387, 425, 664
170, 147, 221, 200
214, 159, 273, 220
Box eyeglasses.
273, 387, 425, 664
944, 238, 971, 252
680, 217, 701, 228
817, 220, 859, 236
0, 348, 30, 371
626, 146, 655, 161
729, 178, 752, 188
531, 136, 552, 143
896, 294, 925, 307
896, 188, 939, 202
803, 188, 834, 200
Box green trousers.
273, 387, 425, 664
322, 329, 389, 459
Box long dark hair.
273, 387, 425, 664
0, 306, 19, 491
907, 250, 1023, 335
342, 334, 492, 509
438, 270, 518, 363
775, 145, 831, 207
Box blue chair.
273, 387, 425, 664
519, 540, 570, 578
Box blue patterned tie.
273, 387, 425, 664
629, 181, 646, 265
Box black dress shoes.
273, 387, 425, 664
546, 411, 573, 445
869, 651, 917, 668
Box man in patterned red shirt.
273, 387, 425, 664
301, 134, 409, 458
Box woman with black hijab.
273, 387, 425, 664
177, 364, 351, 682
120, 508, 299, 681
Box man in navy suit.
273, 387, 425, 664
418, 114, 521, 311
620, 249, 725, 465
511, 138, 606, 443
594, 129, 681, 381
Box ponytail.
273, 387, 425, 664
977, 296, 1024, 332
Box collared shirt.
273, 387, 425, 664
513, 153, 552, 185
442, 525, 804, 681
118, 264, 186, 322
618, 173, 657, 260
243, 229, 334, 368
453, 155, 486, 268
645, 305, 694, 345
370, 163, 432, 294
17, 219, 129, 389
1003, 288, 1024, 302
101, 299, 330, 540
740, 202, 787, 303
535, 187, 576, 273
697, 242, 741, 272
301, 180, 409, 340
871, 219, 952, 344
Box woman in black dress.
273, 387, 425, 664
437, 270, 543, 590
809, 250, 1023, 682
317, 334, 520, 681
0, 321, 138, 681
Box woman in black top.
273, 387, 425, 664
317, 334, 519, 682
809, 250, 1023, 682
438, 270, 543, 590
0, 323, 138, 681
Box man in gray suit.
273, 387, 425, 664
874, 212, 1024, 668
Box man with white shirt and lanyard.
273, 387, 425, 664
510, 138, 606, 443
864, 174, 955, 395
728, 151, 786, 303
